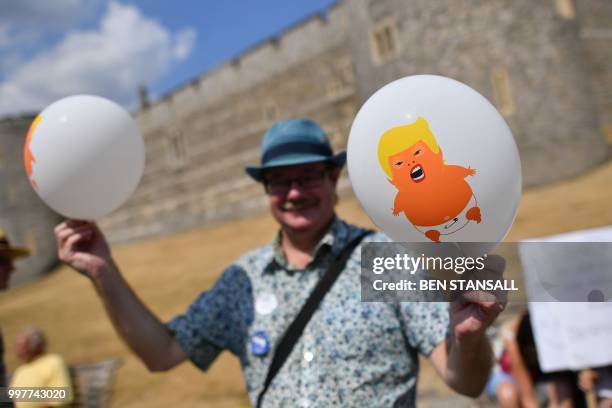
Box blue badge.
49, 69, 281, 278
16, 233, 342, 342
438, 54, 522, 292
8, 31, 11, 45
250, 331, 270, 357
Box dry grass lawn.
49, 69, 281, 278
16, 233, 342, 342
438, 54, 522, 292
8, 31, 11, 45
1, 159, 611, 407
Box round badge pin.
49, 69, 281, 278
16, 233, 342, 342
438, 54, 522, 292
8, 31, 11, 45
255, 292, 278, 315
250, 331, 270, 357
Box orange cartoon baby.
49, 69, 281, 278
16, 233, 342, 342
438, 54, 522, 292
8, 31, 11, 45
377, 117, 481, 242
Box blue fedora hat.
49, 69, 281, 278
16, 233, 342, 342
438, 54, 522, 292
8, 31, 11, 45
245, 118, 346, 182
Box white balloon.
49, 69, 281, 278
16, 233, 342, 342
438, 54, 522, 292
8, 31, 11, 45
347, 75, 521, 253
24, 95, 145, 219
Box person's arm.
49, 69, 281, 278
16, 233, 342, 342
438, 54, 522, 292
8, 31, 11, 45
503, 318, 539, 408
55, 220, 186, 371
429, 255, 506, 397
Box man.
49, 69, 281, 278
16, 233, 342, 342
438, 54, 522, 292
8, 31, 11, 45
0, 228, 31, 408
9, 327, 73, 408
55, 118, 506, 406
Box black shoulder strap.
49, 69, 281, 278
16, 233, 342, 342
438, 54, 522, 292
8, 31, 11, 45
256, 229, 372, 407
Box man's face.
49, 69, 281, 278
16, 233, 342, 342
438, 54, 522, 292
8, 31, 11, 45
0, 256, 14, 290
264, 162, 340, 233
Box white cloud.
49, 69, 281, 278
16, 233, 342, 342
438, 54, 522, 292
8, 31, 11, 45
0, 1, 196, 116
174, 28, 197, 60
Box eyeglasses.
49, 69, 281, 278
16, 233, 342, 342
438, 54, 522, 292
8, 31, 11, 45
264, 170, 328, 195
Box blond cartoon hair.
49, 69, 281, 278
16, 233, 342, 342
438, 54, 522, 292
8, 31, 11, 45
377, 117, 440, 178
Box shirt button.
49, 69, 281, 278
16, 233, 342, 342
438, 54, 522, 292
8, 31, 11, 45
303, 351, 314, 362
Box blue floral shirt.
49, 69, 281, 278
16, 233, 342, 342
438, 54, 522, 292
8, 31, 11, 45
166, 217, 449, 407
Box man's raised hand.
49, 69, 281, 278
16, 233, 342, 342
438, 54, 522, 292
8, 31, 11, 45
55, 220, 113, 280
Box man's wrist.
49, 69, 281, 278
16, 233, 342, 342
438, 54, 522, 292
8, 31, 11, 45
90, 261, 119, 288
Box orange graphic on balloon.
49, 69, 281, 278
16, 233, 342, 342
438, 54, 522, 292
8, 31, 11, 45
24, 114, 42, 189
378, 117, 482, 242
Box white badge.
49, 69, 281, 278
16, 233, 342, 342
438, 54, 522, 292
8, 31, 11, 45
255, 292, 278, 315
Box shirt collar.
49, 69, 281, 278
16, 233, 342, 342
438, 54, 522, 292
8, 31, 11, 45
269, 215, 350, 271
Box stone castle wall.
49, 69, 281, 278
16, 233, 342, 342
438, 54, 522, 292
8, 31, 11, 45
575, 0, 612, 142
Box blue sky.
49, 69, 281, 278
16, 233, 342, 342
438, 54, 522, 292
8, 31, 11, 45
0, 0, 338, 116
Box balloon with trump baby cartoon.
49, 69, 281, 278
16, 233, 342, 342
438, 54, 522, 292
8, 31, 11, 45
347, 75, 521, 248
